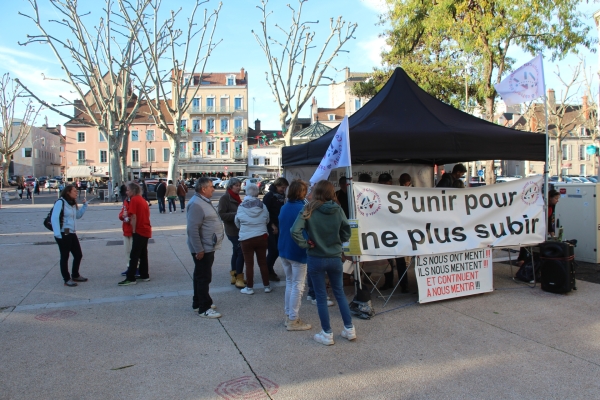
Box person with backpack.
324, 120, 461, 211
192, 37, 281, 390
51, 184, 88, 287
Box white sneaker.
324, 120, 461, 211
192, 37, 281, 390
199, 309, 221, 318
264, 286, 272, 293
341, 326, 357, 341
314, 330, 334, 346
240, 287, 254, 295
307, 295, 334, 307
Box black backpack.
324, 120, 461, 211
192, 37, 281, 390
43, 199, 65, 231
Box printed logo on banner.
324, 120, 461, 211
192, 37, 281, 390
323, 134, 344, 170
356, 188, 382, 217
521, 180, 541, 205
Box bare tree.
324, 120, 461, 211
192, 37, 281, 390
0, 73, 42, 185
253, 0, 357, 146
18, 0, 152, 184
124, 0, 222, 182
548, 63, 585, 179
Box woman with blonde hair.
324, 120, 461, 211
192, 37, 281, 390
291, 180, 354, 345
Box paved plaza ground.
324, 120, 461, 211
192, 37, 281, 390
0, 191, 599, 399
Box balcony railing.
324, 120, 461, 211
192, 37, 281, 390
188, 106, 233, 114
77, 159, 87, 165
130, 161, 141, 168
233, 128, 247, 135
179, 152, 189, 160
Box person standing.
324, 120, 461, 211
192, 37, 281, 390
335, 176, 350, 219
34, 179, 40, 195
291, 180, 354, 346
156, 178, 167, 213
118, 182, 152, 286
17, 181, 24, 200
217, 178, 245, 288
52, 185, 88, 287
235, 184, 271, 295
118, 194, 140, 278
165, 179, 178, 213
141, 179, 151, 206
262, 177, 289, 282
177, 179, 188, 212
436, 163, 467, 188
279, 180, 311, 331
187, 177, 224, 318
119, 182, 127, 202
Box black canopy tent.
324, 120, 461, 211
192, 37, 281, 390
282, 67, 545, 167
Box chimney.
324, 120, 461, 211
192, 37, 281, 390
74, 99, 83, 118
255, 119, 261, 132
582, 95, 589, 120
547, 89, 556, 109
241, 67, 245, 81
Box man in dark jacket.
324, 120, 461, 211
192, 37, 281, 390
436, 163, 467, 188
155, 179, 167, 213
335, 176, 350, 219
262, 177, 289, 282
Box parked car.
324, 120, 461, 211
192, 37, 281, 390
24, 178, 36, 188
259, 179, 272, 194
210, 177, 222, 188
8, 176, 19, 186
144, 179, 159, 200
241, 178, 262, 193
45, 179, 59, 189
220, 179, 229, 190
38, 176, 48, 187
495, 176, 520, 184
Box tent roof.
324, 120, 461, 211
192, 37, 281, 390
282, 67, 545, 166
293, 121, 332, 140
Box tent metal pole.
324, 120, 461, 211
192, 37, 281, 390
543, 93, 549, 237
346, 166, 362, 290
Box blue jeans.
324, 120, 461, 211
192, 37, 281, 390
168, 197, 176, 212
227, 234, 245, 274
158, 196, 166, 213
307, 255, 353, 333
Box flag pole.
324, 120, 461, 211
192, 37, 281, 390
541, 55, 549, 237
345, 165, 362, 290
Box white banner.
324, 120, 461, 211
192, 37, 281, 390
353, 177, 545, 255
309, 116, 351, 185
416, 248, 493, 303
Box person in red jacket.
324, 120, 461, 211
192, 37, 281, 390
119, 182, 152, 286
118, 194, 140, 278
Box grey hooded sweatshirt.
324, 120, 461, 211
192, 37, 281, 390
235, 196, 270, 241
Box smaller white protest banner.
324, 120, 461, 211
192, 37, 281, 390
416, 248, 493, 304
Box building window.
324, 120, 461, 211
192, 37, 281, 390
206, 97, 215, 112
193, 141, 202, 156
220, 118, 228, 132
234, 97, 242, 111
179, 142, 187, 157
207, 141, 215, 156
580, 164, 586, 176
180, 120, 187, 133
131, 130, 139, 141
227, 76, 235, 85
354, 98, 361, 111
162, 131, 168, 140
131, 149, 139, 162
252, 158, 260, 166
562, 144, 570, 161
264, 158, 271, 166
99, 131, 106, 142
550, 145, 555, 161
163, 148, 170, 162
207, 119, 215, 133
235, 141, 243, 156
328, 114, 335, 121
192, 97, 200, 109
220, 141, 228, 154
192, 119, 201, 132
579, 145, 586, 161
77, 132, 85, 142
146, 130, 155, 141
23, 147, 32, 157
147, 148, 155, 162
100, 150, 107, 163
78, 150, 86, 165
179, 98, 186, 107
220, 97, 228, 112
234, 119, 243, 133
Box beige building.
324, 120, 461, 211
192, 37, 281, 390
10, 122, 62, 178
179, 69, 249, 177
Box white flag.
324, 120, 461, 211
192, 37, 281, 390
310, 116, 351, 185
494, 55, 546, 106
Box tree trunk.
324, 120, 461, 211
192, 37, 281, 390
119, 130, 130, 181
281, 112, 291, 147
556, 137, 562, 180
1, 153, 9, 186
166, 132, 181, 182
484, 96, 495, 184
109, 143, 122, 185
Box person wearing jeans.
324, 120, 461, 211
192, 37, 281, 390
262, 177, 289, 282
218, 178, 245, 287
155, 179, 167, 213
177, 180, 188, 212
291, 180, 354, 346
235, 184, 270, 295
118, 182, 152, 286
278, 179, 312, 331
51, 185, 88, 287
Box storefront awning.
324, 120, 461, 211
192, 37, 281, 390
67, 166, 91, 178
181, 163, 247, 173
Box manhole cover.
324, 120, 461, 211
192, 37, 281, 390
106, 240, 124, 246
35, 310, 77, 321
215, 376, 278, 399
